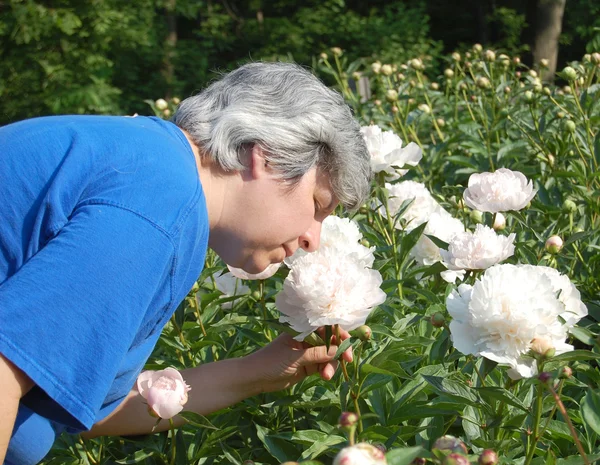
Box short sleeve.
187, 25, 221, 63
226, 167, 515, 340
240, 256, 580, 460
0, 203, 175, 430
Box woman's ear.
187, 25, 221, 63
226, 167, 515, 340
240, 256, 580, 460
249, 143, 270, 180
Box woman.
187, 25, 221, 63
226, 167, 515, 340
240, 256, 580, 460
0, 62, 371, 464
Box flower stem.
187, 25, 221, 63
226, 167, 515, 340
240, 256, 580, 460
169, 418, 177, 465
524, 381, 544, 465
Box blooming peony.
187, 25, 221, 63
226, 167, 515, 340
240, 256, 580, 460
285, 216, 375, 267
463, 168, 536, 213
227, 262, 281, 280
446, 264, 587, 378
382, 181, 441, 230
276, 247, 386, 340
205, 272, 250, 309
137, 367, 191, 419
440, 224, 516, 270
361, 125, 422, 180
333, 443, 388, 465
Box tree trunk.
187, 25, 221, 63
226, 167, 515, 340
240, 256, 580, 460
163, 0, 177, 99
532, 0, 566, 81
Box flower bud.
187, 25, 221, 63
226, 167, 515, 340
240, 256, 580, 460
331, 47, 343, 57
538, 372, 553, 383
452, 52, 461, 62
432, 435, 468, 455
171, 97, 181, 105
475, 61, 486, 71
371, 61, 382, 74
563, 85, 572, 94
418, 103, 431, 114
484, 50, 496, 62
251, 290, 262, 300
351, 324, 372, 341
436, 118, 446, 128
373, 443, 387, 454
333, 443, 386, 465
529, 69, 538, 78
476, 77, 491, 89
163, 109, 171, 117
547, 153, 555, 167
478, 449, 499, 465
498, 54, 510, 68
391, 105, 399, 114
562, 66, 578, 81
386, 89, 399, 102
155, 98, 168, 110
531, 336, 555, 357
381, 64, 393, 76
410, 58, 425, 71
430, 82, 440, 91
592, 52, 600, 65
562, 199, 577, 212
504, 86, 511, 94
543, 87, 551, 96
515, 71, 521, 78
444, 454, 470, 465
339, 411, 359, 429
319, 52, 328, 60
540, 58, 549, 68
397, 73, 406, 81
513, 56, 521, 65
564, 120, 576, 133
583, 54, 591, 63
473, 43, 483, 53
444, 68, 455, 79
374, 99, 382, 106
412, 459, 426, 465
430, 312, 446, 328
469, 209, 483, 224
407, 98, 416, 105
400, 63, 409, 70
465, 51, 472, 59
352, 72, 362, 81
559, 366, 573, 379
545, 235, 563, 254
523, 90, 534, 103
465, 61, 472, 69
492, 212, 506, 231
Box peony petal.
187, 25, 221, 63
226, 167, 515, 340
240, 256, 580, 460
136, 370, 156, 399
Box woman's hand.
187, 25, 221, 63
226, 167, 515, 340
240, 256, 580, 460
245, 329, 353, 394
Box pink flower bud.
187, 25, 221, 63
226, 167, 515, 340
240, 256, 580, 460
545, 235, 563, 254
339, 411, 359, 428
478, 449, 499, 465
443, 454, 470, 465
430, 312, 446, 328
559, 366, 573, 379
538, 372, 553, 383
333, 443, 387, 465
137, 367, 191, 419
351, 325, 372, 341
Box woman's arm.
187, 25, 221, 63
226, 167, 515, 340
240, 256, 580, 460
0, 353, 34, 462
83, 333, 349, 438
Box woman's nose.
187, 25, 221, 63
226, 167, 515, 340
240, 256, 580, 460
299, 220, 322, 252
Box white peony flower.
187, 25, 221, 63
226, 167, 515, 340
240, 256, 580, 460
205, 272, 250, 308
446, 263, 585, 378
440, 224, 516, 270
286, 216, 375, 268
276, 247, 387, 340
463, 168, 536, 213
361, 125, 422, 180
382, 181, 441, 230
333, 443, 387, 465
227, 263, 281, 280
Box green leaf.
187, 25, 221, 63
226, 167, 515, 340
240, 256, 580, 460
475, 386, 529, 412
385, 446, 429, 465
421, 375, 481, 406
551, 350, 600, 362
179, 411, 219, 430
581, 390, 600, 435
255, 424, 300, 463
334, 337, 357, 360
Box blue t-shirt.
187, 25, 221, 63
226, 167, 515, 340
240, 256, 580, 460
0, 115, 209, 464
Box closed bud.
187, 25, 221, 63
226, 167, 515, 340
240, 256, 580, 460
538, 372, 553, 383
465, 51, 472, 59
524, 90, 534, 103
155, 98, 168, 110
476, 77, 491, 89
498, 54, 510, 68
410, 58, 425, 71
397, 73, 406, 81
475, 61, 486, 71
470, 209, 484, 224
433, 435, 468, 455
251, 290, 261, 300
381, 64, 393, 76
418, 103, 431, 114
562, 199, 577, 212
407, 98, 416, 105
281, 462, 299, 465
374, 99, 382, 106
391, 105, 399, 114
452, 52, 461, 62
478, 449, 499, 465
351, 324, 372, 341
473, 43, 483, 53
540, 58, 549, 68
513, 56, 521, 65
545, 235, 563, 254
430, 82, 440, 90
171, 97, 180, 105
578, 76, 585, 86
444, 454, 470, 465
583, 54, 591, 63
531, 336, 555, 357
564, 120, 576, 133
563, 85, 572, 94
400, 64, 409, 70
484, 50, 496, 62
163, 109, 171, 117
436, 118, 446, 127
515, 71, 522, 78
592, 52, 600, 65
339, 411, 359, 429
371, 61, 382, 74
331, 47, 343, 57
386, 89, 399, 102
430, 312, 446, 328
444, 68, 455, 79
559, 366, 573, 379
562, 66, 578, 81
465, 61, 472, 69
543, 87, 551, 96
547, 153, 555, 167
493, 212, 506, 231
557, 111, 565, 119
529, 69, 538, 78
320, 52, 328, 60
504, 86, 511, 94
352, 71, 362, 81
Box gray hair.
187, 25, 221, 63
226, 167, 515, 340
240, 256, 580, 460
172, 61, 371, 210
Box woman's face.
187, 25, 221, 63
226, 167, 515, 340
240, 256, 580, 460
211, 156, 337, 274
